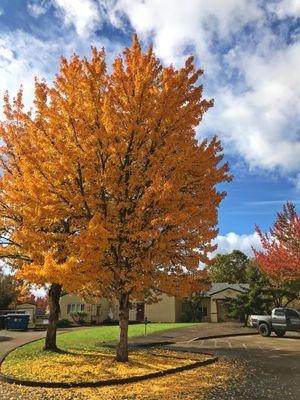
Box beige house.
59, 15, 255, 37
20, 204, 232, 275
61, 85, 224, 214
59, 283, 249, 324
201, 283, 249, 322
59, 293, 184, 324
16, 302, 36, 322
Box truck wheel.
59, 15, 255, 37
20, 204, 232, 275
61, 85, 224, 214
259, 323, 271, 337
274, 330, 286, 337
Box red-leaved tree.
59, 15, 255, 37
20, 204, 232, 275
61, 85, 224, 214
254, 202, 300, 307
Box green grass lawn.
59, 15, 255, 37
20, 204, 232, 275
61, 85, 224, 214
5, 323, 200, 363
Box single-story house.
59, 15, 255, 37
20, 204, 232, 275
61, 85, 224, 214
59, 283, 249, 324
16, 302, 36, 322
201, 283, 249, 322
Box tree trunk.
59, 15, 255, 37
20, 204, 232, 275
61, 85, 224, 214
116, 294, 129, 362
43, 283, 62, 352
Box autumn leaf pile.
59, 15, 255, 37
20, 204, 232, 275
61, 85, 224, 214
0, 358, 245, 400
2, 349, 210, 383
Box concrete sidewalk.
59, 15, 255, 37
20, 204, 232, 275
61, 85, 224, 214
0, 327, 84, 359
0, 330, 47, 358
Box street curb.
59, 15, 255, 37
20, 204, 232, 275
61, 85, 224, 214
0, 351, 218, 388
186, 331, 259, 343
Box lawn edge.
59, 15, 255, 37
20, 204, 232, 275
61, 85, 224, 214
0, 352, 218, 388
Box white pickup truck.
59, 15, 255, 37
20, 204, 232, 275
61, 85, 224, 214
249, 308, 300, 337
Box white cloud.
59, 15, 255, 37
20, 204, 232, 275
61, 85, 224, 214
248, 199, 300, 206
52, 0, 103, 37
32, 287, 47, 298
27, 1, 48, 17
0, 260, 11, 275
205, 42, 300, 173
269, 0, 300, 19
290, 173, 300, 191
0, 32, 59, 116
106, 0, 262, 67
102, 0, 300, 186
213, 232, 262, 257
0, 28, 122, 116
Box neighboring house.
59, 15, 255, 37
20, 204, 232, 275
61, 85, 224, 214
59, 293, 184, 324
59, 283, 249, 324
16, 302, 36, 322
201, 283, 249, 323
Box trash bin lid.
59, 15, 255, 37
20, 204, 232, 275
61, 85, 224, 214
6, 314, 30, 318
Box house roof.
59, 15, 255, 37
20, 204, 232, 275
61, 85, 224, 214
204, 283, 249, 296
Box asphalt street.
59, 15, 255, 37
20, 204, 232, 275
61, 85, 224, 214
171, 333, 300, 400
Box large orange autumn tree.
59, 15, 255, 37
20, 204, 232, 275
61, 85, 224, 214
1, 36, 230, 361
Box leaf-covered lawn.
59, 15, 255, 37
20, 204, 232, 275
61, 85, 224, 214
2, 349, 210, 383
3, 322, 200, 362
0, 358, 247, 400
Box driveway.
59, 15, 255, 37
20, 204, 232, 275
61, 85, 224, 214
1, 324, 299, 399
0, 330, 48, 359
0, 327, 84, 359
171, 333, 300, 400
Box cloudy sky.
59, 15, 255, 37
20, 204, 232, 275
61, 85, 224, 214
0, 0, 299, 257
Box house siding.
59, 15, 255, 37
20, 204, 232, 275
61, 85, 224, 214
210, 288, 245, 322
59, 284, 248, 324
145, 294, 177, 323
60, 294, 119, 323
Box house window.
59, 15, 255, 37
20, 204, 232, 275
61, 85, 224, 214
67, 304, 84, 314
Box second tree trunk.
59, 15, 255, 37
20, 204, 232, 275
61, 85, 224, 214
43, 283, 62, 352
116, 294, 129, 362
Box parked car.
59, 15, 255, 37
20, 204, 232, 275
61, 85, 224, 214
249, 308, 300, 337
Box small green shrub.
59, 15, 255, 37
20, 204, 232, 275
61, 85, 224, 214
57, 318, 72, 328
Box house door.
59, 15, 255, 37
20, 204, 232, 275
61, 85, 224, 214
136, 303, 145, 322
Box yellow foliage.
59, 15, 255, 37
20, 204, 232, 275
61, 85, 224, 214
2, 349, 210, 383
0, 358, 246, 400
0, 35, 231, 334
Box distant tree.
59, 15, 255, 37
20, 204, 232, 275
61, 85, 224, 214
223, 261, 272, 325
254, 202, 300, 307
182, 292, 208, 322
16, 284, 49, 311
180, 275, 211, 322
35, 295, 49, 312
0, 270, 17, 309
207, 250, 250, 283
273, 202, 300, 258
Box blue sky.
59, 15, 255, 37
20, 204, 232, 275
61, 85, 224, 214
0, 0, 299, 257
